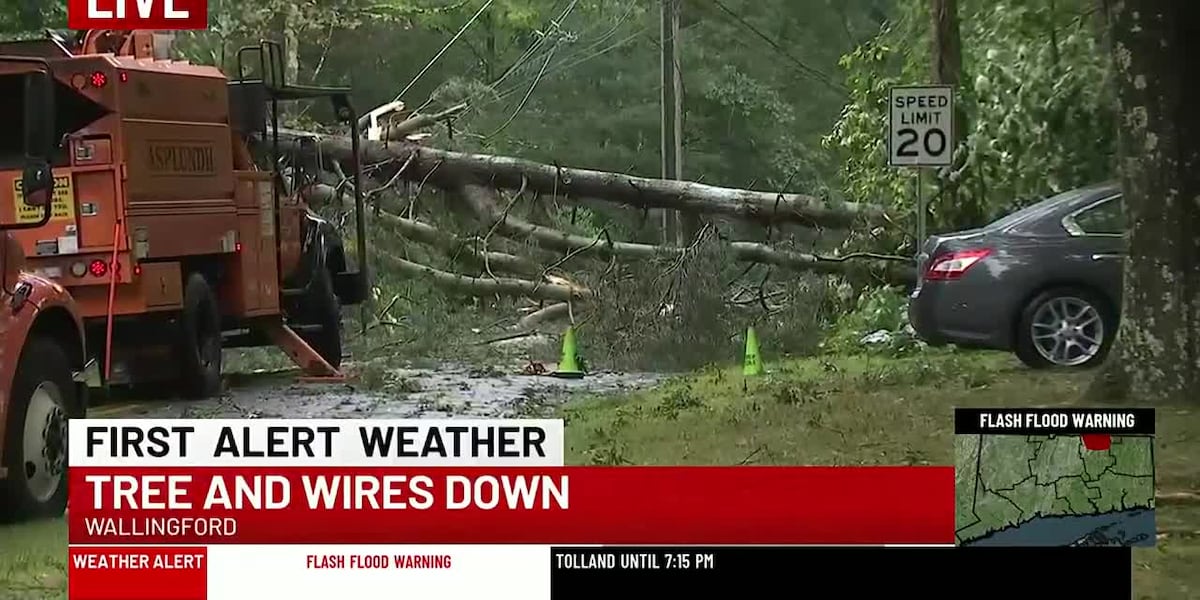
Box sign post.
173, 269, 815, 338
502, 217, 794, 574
887, 85, 954, 253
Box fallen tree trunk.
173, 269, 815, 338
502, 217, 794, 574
375, 251, 592, 302
272, 128, 890, 229
377, 212, 547, 278
455, 185, 914, 285
458, 183, 674, 260
728, 242, 915, 285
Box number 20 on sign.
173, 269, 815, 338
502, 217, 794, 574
888, 85, 953, 168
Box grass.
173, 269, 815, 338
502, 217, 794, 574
561, 350, 1200, 600
0, 518, 67, 600
3, 350, 1197, 599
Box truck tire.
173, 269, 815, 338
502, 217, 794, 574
176, 273, 223, 398
0, 337, 76, 522
299, 267, 343, 369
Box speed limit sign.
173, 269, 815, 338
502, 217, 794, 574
888, 85, 953, 167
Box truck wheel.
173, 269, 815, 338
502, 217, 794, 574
176, 273, 222, 398
300, 267, 343, 369
0, 337, 76, 522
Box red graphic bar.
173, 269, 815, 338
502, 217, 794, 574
68, 546, 207, 600
69, 466, 953, 545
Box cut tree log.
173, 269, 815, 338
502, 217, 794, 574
375, 250, 592, 302
380, 103, 469, 141
517, 302, 572, 330
271, 128, 890, 229
455, 184, 914, 285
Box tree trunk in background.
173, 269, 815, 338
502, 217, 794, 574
18, 0, 44, 31
483, 10, 496, 82
282, 3, 301, 85
930, 0, 976, 229
1091, 0, 1109, 44
929, 0, 961, 121
660, 0, 690, 245
1087, 1, 1200, 404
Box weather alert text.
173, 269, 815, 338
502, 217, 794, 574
67, 0, 208, 29
64, 418, 959, 599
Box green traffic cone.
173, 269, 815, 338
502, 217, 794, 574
551, 326, 585, 379
743, 326, 764, 377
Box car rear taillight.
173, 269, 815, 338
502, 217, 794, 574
924, 248, 992, 281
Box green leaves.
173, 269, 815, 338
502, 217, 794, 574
825, 0, 1115, 252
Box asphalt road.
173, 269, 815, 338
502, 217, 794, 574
86, 362, 663, 420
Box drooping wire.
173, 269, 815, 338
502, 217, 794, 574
704, 0, 845, 93
392, 0, 496, 103
490, 0, 584, 86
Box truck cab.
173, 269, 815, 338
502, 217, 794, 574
0, 60, 87, 522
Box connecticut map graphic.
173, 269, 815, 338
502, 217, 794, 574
955, 433, 1155, 546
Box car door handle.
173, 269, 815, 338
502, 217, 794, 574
1091, 253, 1123, 261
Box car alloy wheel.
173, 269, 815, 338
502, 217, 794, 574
1030, 296, 1105, 367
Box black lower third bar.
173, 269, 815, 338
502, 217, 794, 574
550, 546, 1132, 598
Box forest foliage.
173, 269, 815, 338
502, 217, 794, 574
0, 0, 1118, 366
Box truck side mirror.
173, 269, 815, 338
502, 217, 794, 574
21, 161, 53, 207
23, 70, 53, 158
21, 70, 55, 207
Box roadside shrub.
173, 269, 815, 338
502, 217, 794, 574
820, 285, 922, 357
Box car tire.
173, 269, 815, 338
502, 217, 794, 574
299, 266, 343, 369
1015, 286, 1116, 369
0, 336, 77, 522
176, 273, 223, 398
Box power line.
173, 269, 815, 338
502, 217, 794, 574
494, 6, 645, 101
492, 0, 580, 88
393, 0, 496, 103
704, 0, 845, 93
485, 45, 558, 139
496, 28, 646, 101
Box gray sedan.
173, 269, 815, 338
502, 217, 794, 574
907, 182, 1124, 368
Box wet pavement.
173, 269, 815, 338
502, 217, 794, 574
89, 361, 665, 420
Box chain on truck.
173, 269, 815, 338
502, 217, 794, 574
0, 29, 371, 522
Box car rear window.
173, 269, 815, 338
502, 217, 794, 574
986, 187, 1099, 231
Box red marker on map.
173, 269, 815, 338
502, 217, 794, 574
1081, 434, 1111, 451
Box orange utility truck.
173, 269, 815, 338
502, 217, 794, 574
0, 30, 370, 405
0, 57, 87, 521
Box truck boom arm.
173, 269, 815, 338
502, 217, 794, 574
74, 30, 157, 58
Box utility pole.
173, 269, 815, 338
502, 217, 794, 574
660, 0, 684, 245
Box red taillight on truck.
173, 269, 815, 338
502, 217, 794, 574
924, 248, 992, 281
88, 259, 108, 277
